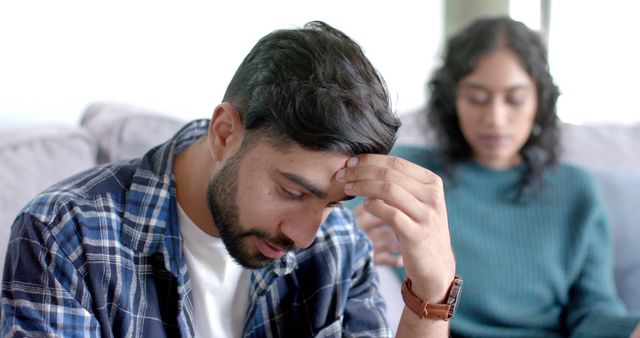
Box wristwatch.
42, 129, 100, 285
401, 275, 463, 321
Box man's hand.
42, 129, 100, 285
353, 204, 404, 266
337, 154, 455, 308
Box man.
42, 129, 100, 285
1, 22, 456, 337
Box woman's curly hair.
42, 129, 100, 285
427, 16, 561, 201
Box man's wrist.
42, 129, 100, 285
406, 271, 455, 303
401, 275, 463, 321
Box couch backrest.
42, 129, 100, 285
0, 126, 97, 272
81, 102, 187, 163
561, 123, 640, 171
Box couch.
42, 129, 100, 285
2, 102, 639, 327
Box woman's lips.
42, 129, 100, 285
256, 239, 286, 259
478, 134, 510, 148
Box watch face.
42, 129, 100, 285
447, 276, 463, 319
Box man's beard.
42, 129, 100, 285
206, 148, 295, 269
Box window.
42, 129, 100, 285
548, 1, 640, 124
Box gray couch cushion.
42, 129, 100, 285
0, 126, 97, 272
561, 123, 640, 171
593, 170, 640, 311
81, 102, 186, 163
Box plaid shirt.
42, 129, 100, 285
1, 120, 391, 338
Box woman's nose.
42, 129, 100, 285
484, 100, 509, 127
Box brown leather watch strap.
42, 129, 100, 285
401, 275, 463, 321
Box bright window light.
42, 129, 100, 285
0, 1, 443, 127
549, 1, 640, 124
509, 0, 541, 31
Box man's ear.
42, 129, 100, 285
208, 102, 244, 161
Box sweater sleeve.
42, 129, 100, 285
566, 172, 640, 337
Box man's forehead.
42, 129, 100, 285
255, 142, 349, 168
257, 143, 350, 194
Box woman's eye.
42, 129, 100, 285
507, 99, 524, 107
465, 95, 488, 106
506, 89, 528, 107
506, 95, 526, 107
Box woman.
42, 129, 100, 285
356, 17, 640, 337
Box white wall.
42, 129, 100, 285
0, 1, 443, 128
548, 1, 640, 125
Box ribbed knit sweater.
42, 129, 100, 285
391, 145, 639, 338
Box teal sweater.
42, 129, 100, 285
390, 145, 639, 338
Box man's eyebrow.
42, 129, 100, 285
280, 171, 327, 199
280, 171, 354, 202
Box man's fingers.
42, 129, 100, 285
340, 165, 437, 203
353, 204, 386, 232
346, 154, 438, 185
361, 198, 424, 244
338, 155, 444, 208
347, 180, 438, 224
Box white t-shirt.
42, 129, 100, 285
178, 203, 250, 338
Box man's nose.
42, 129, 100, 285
280, 207, 328, 249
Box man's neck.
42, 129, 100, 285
174, 138, 221, 237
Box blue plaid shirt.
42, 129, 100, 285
1, 120, 391, 338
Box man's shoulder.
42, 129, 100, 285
8, 160, 147, 273
317, 206, 364, 243
296, 207, 372, 266
320, 206, 358, 232
22, 160, 140, 228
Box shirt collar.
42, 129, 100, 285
121, 119, 209, 268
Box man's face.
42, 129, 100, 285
207, 140, 350, 269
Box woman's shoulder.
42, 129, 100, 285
548, 162, 596, 184
544, 162, 601, 199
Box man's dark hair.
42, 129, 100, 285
427, 16, 561, 200
223, 21, 400, 156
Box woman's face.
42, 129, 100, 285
455, 48, 538, 169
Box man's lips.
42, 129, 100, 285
256, 239, 286, 259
